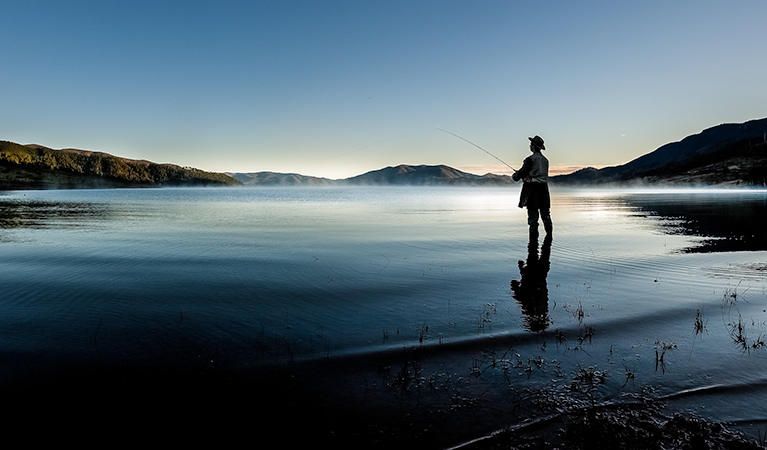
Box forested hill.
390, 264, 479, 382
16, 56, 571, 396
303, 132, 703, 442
0, 140, 239, 189
551, 118, 767, 186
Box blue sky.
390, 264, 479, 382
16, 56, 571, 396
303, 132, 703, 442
2, 1, 765, 179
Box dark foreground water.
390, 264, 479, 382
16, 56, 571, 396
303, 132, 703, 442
1, 186, 765, 447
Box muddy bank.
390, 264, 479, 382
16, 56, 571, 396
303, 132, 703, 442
3, 360, 763, 449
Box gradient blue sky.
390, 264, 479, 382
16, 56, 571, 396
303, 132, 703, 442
2, 1, 765, 179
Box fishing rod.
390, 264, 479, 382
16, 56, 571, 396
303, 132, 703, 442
437, 128, 517, 173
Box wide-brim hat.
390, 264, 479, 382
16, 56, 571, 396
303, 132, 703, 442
529, 135, 545, 150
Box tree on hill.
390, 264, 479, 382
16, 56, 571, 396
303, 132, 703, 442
0, 140, 239, 189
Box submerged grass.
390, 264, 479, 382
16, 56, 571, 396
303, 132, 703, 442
720, 283, 767, 353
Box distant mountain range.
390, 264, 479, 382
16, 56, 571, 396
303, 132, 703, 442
551, 117, 767, 186
3, 117, 766, 190
228, 164, 513, 186
231, 118, 767, 187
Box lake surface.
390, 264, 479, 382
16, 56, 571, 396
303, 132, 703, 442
1, 186, 766, 446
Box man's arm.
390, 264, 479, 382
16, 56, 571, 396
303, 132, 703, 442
512, 157, 532, 182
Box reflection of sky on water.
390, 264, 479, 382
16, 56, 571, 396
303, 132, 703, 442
4, 187, 764, 254
1, 187, 766, 443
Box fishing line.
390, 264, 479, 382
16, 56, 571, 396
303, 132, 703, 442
437, 128, 517, 173
311, 128, 518, 174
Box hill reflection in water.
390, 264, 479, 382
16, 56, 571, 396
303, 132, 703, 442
0, 197, 111, 230
620, 189, 767, 253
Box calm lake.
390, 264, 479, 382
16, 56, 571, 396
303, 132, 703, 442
1, 186, 766, 446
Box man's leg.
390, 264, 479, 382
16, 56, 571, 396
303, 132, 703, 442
527, 207, 540, 230
541, 208, 552, 235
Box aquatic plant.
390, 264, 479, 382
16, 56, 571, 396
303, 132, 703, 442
579, 325, 596, 345
694, 308, 708, 336
722, 282, 750, 308
561, 296, 588, 325
476, 302, 497, 333
384, 347, 425, 394
571, 366, 608, 389
418, 323, 430, 344
720, 283, 766, 353
563, 325, 597, 354
553, 328, 567, 346
622, 364, 636, 388
653, 340, 677, 373
725, 313, 767, 353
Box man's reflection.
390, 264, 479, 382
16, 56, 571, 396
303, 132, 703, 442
511, 230, 552, 332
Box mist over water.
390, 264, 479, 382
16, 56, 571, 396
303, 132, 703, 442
1, 186, 765, 445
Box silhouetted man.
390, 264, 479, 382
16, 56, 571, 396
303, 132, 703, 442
512, 135, 552, 235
